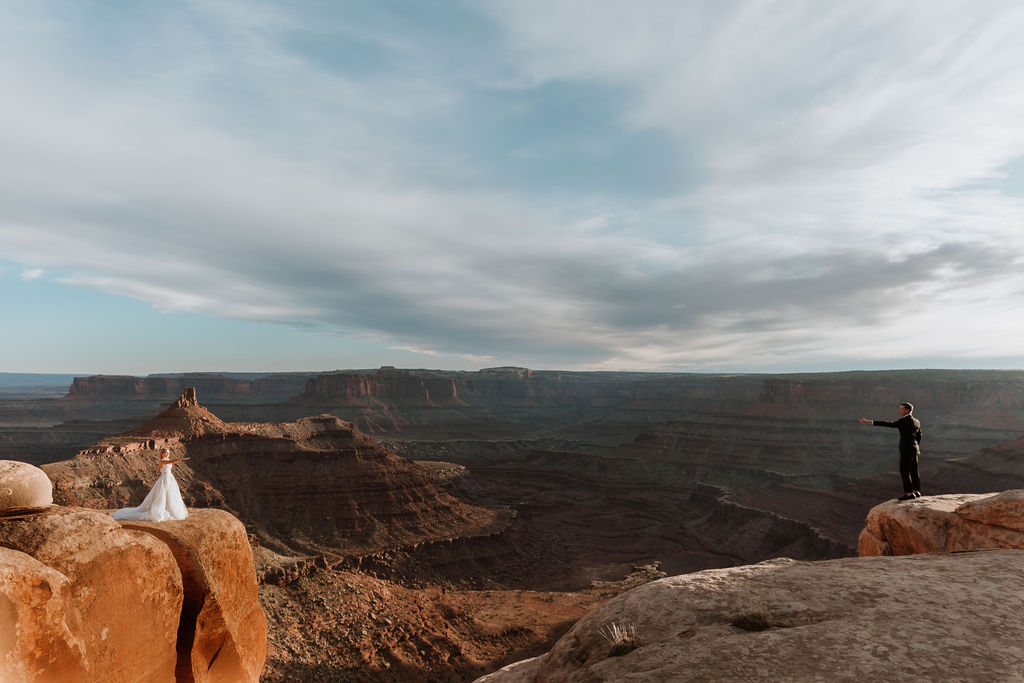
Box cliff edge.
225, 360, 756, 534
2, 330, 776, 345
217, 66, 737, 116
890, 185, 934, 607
858, 490, 1024, 556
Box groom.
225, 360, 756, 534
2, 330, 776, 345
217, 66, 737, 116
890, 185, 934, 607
859, 402, 922, 501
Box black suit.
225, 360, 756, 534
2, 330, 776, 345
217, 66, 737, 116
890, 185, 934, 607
872, 414, 922, 493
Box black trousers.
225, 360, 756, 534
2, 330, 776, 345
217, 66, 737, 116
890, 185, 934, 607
899, 450, 921, 493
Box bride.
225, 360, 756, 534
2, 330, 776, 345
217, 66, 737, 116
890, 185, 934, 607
112, 448, 190, 522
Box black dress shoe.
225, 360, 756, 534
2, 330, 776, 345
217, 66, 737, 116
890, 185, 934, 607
897, 493, 916, 501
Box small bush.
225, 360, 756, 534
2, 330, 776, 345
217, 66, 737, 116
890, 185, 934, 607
599, 621, 641, 657
731, 603, 771, 631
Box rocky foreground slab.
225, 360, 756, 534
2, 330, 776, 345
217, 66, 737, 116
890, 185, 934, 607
478, 549, 1024, 682
481, 491, 1024, 682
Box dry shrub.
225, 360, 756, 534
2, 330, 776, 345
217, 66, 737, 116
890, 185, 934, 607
731, 599, 771, 631
599, 621, 641, 657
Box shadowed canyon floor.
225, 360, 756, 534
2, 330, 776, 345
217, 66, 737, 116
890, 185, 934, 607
8, 369, 1024, 679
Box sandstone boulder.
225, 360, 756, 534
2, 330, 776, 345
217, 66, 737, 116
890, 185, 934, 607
0, 507, 182, 681
479, 550, 1024, 682
0, 547, 88, 681
955, 489, 1024, 532
120, 508, 267, 682
0, 505, 267, 682
858, 492, 1024, 556
0, 461, 52, 512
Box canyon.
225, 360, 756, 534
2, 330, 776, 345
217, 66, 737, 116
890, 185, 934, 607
4, 368, 1024, 679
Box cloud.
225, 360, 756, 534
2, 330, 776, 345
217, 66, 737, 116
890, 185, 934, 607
1, 1, 1024, 371
389, 345, 440, 357
20, 268, 43, 281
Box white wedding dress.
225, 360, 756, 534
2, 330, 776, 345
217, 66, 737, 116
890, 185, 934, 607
111, 463, 188, 522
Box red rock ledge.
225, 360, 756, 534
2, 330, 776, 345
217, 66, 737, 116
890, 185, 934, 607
0, 505, 266, 682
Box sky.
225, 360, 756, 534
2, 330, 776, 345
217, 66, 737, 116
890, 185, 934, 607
2, 0, 1024, 375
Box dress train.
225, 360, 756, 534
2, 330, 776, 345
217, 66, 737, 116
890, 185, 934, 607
111, 463, 188, 522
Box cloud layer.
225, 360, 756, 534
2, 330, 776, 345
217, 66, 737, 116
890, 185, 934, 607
3, 1, 1024, 371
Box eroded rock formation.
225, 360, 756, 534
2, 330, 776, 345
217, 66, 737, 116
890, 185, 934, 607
478, 549, 1024, 682
858, 490, 1024, 556
0, 506, 182, 681
120, 509, 268, 682
42, 390, 510, 557
0, 503, 266, 682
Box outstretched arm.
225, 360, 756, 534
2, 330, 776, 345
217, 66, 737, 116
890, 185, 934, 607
858, 418, 873, 425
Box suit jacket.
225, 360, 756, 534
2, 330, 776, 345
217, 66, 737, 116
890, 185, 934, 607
872, 414, 922, 454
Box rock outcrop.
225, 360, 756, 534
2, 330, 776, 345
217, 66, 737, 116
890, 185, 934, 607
478, 549, 1024, 682
956, 489, 1024, 530
858, 491, 1024, 556
0, 488, 266, 680
42, 390, 509, 557
0, 506, 183, 681
119, 509, 268, 682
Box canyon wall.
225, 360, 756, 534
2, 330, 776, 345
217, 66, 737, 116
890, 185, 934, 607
7, 368, 1024, 439
65, 372, 314, 404
9, 368, 1024, 464
294, 368, 1024, 428
290, 370, 1024, 477
298, 367, 647, 408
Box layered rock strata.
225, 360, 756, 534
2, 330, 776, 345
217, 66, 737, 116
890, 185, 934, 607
478, 549, 1024, 682
858, 490, 1024, 556
65, 373, 313, 404
293, 368, 1024, 444
42, 390, 508, 557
